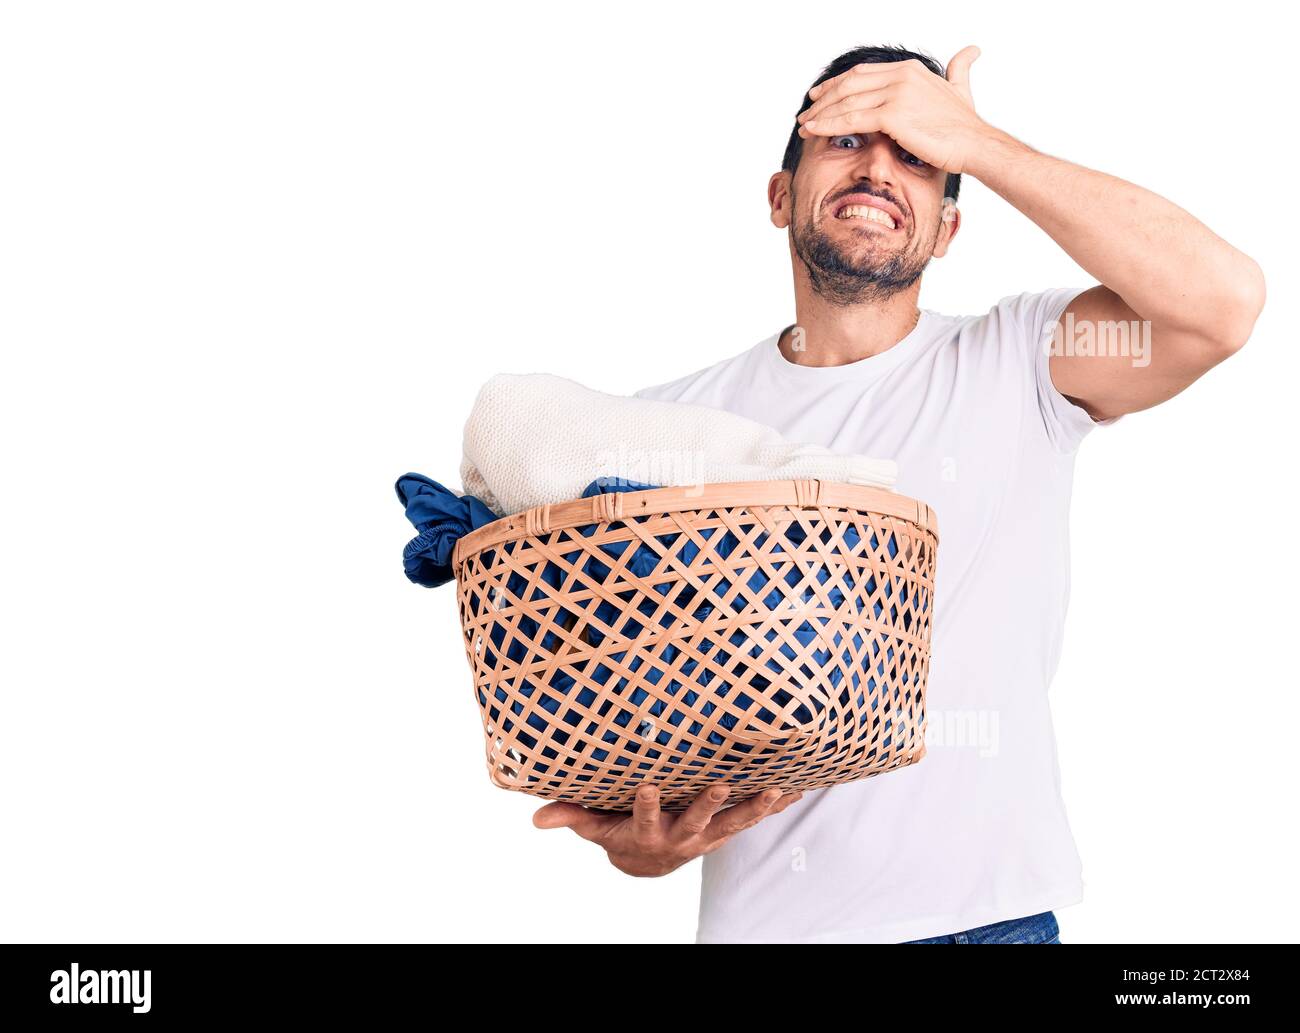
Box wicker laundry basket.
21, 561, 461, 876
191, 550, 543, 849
451, 480, 938, 812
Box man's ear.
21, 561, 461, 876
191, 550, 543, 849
768, 170, 793, 229
931, 198, 961, 257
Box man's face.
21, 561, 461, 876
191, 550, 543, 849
772, 131, 957, 305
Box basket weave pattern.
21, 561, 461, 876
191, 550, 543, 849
452, 481, 937, 812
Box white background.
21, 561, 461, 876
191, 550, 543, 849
2, 0, 1296, 943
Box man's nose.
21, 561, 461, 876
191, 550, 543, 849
850, 133, 900, 187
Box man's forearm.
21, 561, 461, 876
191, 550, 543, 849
964, 126, 1265, 349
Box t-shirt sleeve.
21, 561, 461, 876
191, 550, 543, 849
997, 286, 1120, 454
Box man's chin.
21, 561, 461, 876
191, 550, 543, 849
793, 226, 926, 298
840, 231, 910, 256
821, 251, 906, 280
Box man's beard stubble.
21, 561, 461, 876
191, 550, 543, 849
790, 194, 933, 307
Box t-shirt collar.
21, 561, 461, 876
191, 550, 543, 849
763, 310, 933, 382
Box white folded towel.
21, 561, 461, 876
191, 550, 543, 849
460, 373, 897, 516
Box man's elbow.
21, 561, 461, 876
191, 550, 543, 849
1211, 257, 1266, 358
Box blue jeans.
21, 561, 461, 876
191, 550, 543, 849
902, 910, 1060, 944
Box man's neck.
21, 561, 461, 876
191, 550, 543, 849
778, 290, 923, 368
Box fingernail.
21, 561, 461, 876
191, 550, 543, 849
710, 786, 729, 801
803, 119, 817, 130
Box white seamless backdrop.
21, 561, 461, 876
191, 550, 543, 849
1, 0, 1296, 943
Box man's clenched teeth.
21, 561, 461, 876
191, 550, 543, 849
836, 205, 897, 229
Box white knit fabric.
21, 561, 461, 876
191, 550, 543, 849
459, 373, 896, 516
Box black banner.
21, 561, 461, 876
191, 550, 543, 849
0, 945, 1275, 1022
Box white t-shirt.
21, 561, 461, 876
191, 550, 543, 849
634, 286, 1113, 944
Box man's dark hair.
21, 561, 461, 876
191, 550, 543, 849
782, 45, 961, 203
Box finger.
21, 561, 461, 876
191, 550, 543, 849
697, 792, 803, 854
532, 801, 618, 841
672, 784, 732, 839
705, 788, 786, 839
800, 72, 894, 122
699, 834, 733, 856
799, 108, 885, 139
630, 783, 663, 842
769, 790, 805, 815
799, 87, 890, 128
801, 65, 897, 123
807, 60, 906, 103
702, 790, 800, 857
945, 45, 981, 104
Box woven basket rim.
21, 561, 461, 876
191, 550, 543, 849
452, 479, 938, 570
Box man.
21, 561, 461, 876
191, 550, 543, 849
532, 44, 1265, 943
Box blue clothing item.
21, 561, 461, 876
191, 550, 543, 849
902, 911, 1060, 944
396, 475, 659, 589
395, 474, 499, 588
580, 476, 661, 496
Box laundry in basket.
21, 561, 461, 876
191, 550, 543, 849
398, 375, 938, 811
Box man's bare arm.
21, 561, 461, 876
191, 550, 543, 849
965, 131, 1265, 421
